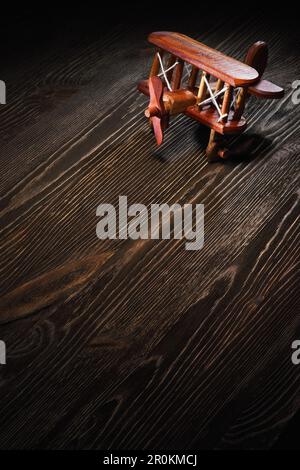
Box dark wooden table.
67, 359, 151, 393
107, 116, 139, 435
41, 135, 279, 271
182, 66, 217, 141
0, 7, 299, 449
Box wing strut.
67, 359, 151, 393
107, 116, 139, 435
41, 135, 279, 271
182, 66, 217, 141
198, 75, 228, 122
157, 52, 179, 91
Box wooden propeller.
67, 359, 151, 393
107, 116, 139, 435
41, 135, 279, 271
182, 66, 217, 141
145, 76, 168, 145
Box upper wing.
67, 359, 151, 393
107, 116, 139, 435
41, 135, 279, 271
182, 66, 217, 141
148, 31, 259, 87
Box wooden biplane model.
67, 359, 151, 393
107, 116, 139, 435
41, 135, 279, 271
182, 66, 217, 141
137, 32, 284, 161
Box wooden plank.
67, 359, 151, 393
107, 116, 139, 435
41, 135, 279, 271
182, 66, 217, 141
0, 12, 298, 452
148, 31, 259, 87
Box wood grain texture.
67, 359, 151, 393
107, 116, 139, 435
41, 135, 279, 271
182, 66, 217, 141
0, 10, 299, 450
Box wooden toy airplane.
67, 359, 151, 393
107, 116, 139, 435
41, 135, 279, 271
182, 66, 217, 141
137, 32, 284, 161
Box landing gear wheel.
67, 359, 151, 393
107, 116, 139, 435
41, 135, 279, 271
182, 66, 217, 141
206, 129, 232, 162
206, 142, 231, 162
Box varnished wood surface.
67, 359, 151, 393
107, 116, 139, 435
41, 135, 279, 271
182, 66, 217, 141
138, 79, 247, 134
148, 32, 259, 86
0, 11, 299, 450
185, 106, 247, 134
248, 79, 284, 98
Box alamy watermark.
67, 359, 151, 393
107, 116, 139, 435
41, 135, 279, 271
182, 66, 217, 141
0, 80, 6, 105
96, 196, 204, 250
0, 340, 6, 365
291, 340, 300, 365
